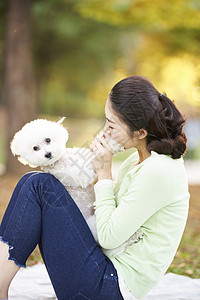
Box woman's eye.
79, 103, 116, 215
45, 138, 51, 143
33, 146, 40, 151
109, 126, 114, 130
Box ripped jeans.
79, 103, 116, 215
0, 172, 124, 300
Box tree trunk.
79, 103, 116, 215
4, 0, 37, 174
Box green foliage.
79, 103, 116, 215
31, 0, 200, 117
1, 0, 200, 116
32, 1, 124, 117
74, 0, 200, 30
74, 0, 200, 57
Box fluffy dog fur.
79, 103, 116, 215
11, 118, 143, 256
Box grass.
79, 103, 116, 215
168, 226, 200, 278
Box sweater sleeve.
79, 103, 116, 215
94, 164, 167, 249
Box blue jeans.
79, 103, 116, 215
0, 172, 124, 300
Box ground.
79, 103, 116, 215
0, 173, 199, 278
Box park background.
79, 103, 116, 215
0, 0, 199, 281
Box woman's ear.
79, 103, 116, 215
137, 128, 148, 140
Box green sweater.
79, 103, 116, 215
94, 151, 190, 299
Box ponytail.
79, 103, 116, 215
146, 93, 187, 159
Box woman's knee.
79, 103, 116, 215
25, 172, 68, 199
17, 171, 42, 186
16, 171, 72, 209
27, 172, 60, 186
12, 172, 56, 202
19, 171, 56, 187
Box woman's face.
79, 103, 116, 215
104, 98, 138, 150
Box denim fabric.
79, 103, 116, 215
0, 172, 124, 300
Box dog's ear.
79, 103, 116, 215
57, 117, 66, 125
10, 129, 37, 167
18, 156, 36, 167
10, 132, 21, 156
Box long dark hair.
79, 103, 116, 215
109, 75, 187, 159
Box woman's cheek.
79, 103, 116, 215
111, 131, 124, 144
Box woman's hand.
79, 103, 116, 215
90, 134, 113, 181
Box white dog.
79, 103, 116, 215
11, 118, 143, 256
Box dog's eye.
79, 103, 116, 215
45, 138, 51, 144
33, 146, 40, 151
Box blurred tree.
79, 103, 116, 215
0, 2, 6, 94
74, 0, 200, 30
3, 0, 37, 173
1, 0, 200, 173
31, 0, 200, 118
73, 0, 200, 111
32, 0, 124, 118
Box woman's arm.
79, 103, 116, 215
94, 165, 167, 249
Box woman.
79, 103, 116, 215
0, 76, 189, 300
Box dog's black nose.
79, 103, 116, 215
45, 152, 52, 159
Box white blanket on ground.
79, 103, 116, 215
9, 263, 200, 300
